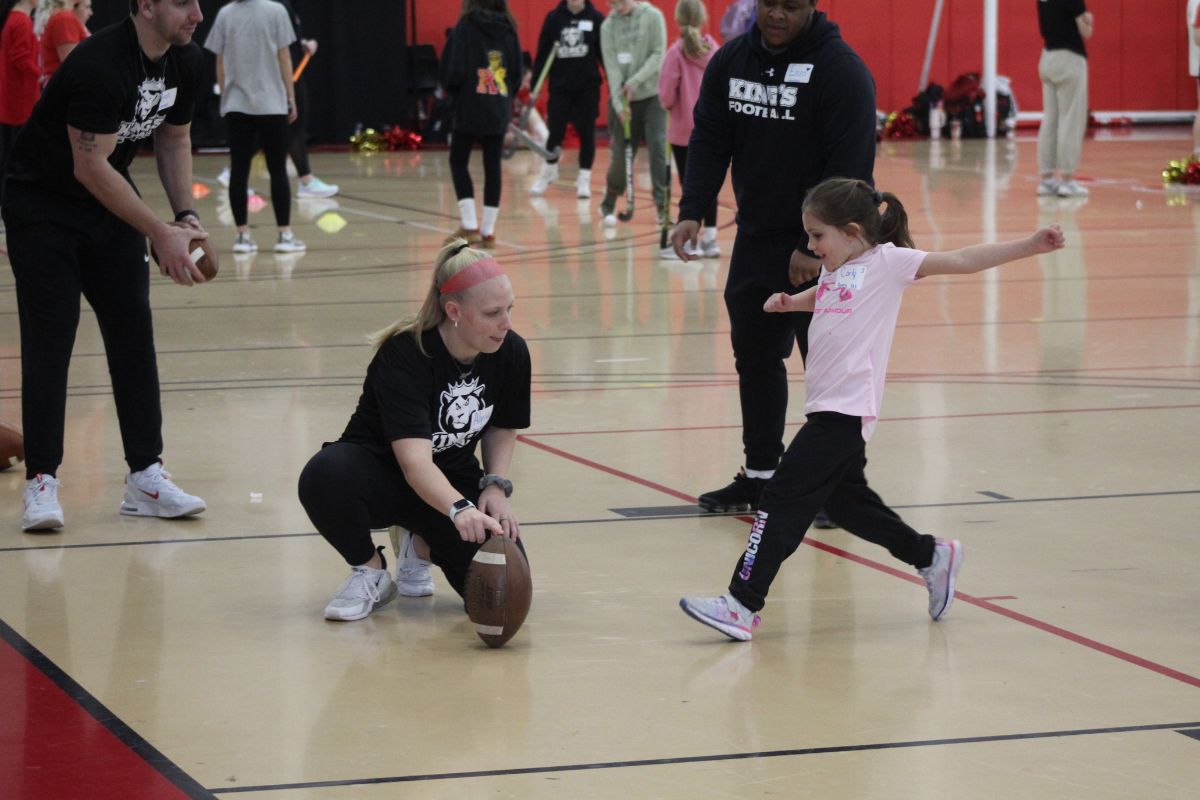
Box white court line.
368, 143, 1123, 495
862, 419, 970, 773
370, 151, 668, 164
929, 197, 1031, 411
595, 358, 650, 363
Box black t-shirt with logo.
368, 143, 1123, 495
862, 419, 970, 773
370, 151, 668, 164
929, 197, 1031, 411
2, 17, 204, 222
1037, 0, 1087, 58
339, 328, 532, 481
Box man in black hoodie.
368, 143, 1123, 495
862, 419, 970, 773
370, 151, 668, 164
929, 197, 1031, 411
669, 0, 876, 517
530, 0, 606, 199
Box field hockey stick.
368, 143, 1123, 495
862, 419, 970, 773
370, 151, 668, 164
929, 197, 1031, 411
507, 123, 562, 160
292, 51, 311, 82
503, 49, 557, 159
660, 141, 672, 248
618, 95, 634, 221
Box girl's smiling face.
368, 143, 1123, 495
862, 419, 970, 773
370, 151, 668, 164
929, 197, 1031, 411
803, 212, 869, 273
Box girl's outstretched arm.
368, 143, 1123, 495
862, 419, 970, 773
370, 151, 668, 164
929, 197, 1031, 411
764, 286, 817, 313
917, 225, 1065, 278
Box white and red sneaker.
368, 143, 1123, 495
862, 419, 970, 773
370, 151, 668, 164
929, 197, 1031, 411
679, 593, 761, 641
919, 538, 964, 620
120, 462, 206, 518
23, 473, 64, 531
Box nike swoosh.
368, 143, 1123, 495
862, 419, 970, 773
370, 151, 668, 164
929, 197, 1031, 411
141, 490, 160, 499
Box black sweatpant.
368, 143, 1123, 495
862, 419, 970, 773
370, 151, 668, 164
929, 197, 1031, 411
726, 231, 816, 471
0, 123, 21, 209
449, 131, 504, 207
545, 87, 598, 170
287, 78, 311, 178
729, 412, 936, 612
226, 112, 291, 227
298, 441, 527, 598
670, 145, 716, 227
4, 209, 163, 478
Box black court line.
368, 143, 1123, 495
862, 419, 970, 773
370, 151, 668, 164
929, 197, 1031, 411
0, 618, 217, 800
1, 487, 1195, 554
977, 491, 1013, 500
208, 720, 1200, 793
1178, 729, 1200, 743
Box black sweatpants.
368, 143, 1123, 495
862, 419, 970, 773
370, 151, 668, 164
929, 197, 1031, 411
297, 441, 527, 598
726, 231, 816, 471
287, 79, 311, 178
3, 207, 163, 478
449, 131, 504, 207
670, 145, 716, 227
729, 412, 936, 612
545, 87, 598, 170
226, 112, 291, 227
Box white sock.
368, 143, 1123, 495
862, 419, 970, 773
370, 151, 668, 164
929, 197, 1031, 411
744, 467, 775, 480
457, 198, 478, 231
480, 205, 499, 237
701, 227, 717, 244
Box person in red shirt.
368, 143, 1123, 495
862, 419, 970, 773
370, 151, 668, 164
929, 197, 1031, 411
36, 0, 90, 84
0, 0, 40, 210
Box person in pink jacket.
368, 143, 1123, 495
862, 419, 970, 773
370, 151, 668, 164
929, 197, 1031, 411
657, 0, 718, 258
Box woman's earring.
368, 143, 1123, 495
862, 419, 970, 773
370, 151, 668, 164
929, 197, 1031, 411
453, 318, 459, 328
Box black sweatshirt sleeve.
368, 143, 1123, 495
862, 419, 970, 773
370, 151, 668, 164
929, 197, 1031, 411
533, 12, 556, 83
677, 51, 731, 223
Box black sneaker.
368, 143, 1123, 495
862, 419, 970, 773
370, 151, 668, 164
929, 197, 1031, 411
812, 510, 839, 529
698, 469, 768, 512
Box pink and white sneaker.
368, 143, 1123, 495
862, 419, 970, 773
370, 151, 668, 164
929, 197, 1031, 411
679, 593, 761, 641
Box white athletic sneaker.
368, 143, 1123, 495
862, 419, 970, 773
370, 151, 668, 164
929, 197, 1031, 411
390, 526, 435, 597
274, 231, 307, 253
120, 462, 206, 518
576, 169, 592, 199
1056, 180, 1089, 198
679, 593, 760, 641
233, 232, 258, 253
1036, 179, 1059, 197
23, 474, 64, 532
324, 563, 398, 621
601, 210, 617, 227
298, 176, 339, 198
217, 165, 231, 187
530, 161, 559, 196
919, 538, 963, 620
700, 231, 721, 258
659, 245, 681, 261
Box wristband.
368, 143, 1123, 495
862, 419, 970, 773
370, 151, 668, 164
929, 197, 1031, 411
478, 474, 513, 497
174, 209, 199, 222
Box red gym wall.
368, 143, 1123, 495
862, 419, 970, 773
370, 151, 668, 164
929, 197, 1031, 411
413, 0, 1194, 118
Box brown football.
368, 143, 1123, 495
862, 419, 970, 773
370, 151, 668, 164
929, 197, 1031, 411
150, 221, 219, 281
0, 421, 24, 471
464, 536, 532, 648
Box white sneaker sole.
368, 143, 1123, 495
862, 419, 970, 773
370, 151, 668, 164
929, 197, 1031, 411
23, 512, 64, 532
679, 598, 755, 641
119, 499, 206, 518
396, 579, 434, 597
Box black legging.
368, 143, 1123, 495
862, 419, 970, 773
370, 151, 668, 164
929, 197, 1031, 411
5, 209, 163, 478
671, 144, 716, 227
287, 78, 311, 178
298, 441, 527, 598
226, 112, 291, 227
449, 131, 504, 207
545, 87, 598, 170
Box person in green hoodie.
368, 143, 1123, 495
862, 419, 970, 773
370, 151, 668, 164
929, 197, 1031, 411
598, 0, 667, 227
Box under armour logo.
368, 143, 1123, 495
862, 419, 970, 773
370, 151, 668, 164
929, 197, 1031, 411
765, 67, 775, 77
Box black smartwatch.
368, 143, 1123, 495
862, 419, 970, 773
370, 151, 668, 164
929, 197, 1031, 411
449, 498, 475, 521
478, 474, 513, 497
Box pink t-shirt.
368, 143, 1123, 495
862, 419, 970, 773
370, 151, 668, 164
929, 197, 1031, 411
804, 243, 926, 441
657, 35, 718, 147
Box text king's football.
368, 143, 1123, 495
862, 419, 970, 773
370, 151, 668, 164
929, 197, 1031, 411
0, 422, 23, 471
464, 536, 532, 648
149, 221, 219, 281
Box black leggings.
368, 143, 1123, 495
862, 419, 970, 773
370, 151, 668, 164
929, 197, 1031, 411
226, 112, 291, 227
298, 441, 527, 598
449, 131, 504, 207
545, 88, 598, 170
729, 412, 936, 612
671, 145, 716, 227
287, 79, 310, 178
4, 211, 163, 478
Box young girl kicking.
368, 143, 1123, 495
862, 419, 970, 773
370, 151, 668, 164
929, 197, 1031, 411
680, 177, 1065, 641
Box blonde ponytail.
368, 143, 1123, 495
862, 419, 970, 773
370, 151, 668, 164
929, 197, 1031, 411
675, 0, 711, 60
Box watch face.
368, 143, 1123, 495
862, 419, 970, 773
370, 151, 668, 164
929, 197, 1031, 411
453, 499, 473, 512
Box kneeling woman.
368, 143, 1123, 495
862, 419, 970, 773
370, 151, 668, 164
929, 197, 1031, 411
299, 239, 530, 620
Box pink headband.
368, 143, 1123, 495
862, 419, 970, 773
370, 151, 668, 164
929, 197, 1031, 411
438, 258, 505, 295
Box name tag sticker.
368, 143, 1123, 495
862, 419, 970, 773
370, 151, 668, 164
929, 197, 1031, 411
158, 87, 177, 111
784, 63, 814, 83
578, 20, 593, 31
617, 52, 633, 64
836, 265, 866, 291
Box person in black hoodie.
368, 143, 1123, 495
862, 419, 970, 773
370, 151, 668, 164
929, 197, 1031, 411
440, 0, 522, 248
668, 0, 876, 518
529, 0, 606, 199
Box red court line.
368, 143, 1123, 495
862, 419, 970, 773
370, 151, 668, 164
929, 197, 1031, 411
0, 636, 201, 800
518, 435, 1200, 690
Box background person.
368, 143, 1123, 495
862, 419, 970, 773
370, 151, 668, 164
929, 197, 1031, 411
1035, 0, 1093, 198
36, 0, 90, 85
0, 0, 40, 217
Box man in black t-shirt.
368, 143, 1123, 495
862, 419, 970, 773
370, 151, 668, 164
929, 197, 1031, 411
1035, 0, 1094, 198
2, 0, 209, 532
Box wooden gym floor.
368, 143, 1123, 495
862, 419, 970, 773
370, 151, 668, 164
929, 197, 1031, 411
1, 129, 1198, 799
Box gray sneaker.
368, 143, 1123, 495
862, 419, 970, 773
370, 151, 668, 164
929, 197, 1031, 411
1036, 179, 1059, 197
918, 538, 963, 620
389, 526, 434, 597
1055, 180, 1089, 198
274, 231, 307, 253
324, 562, 398, 621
